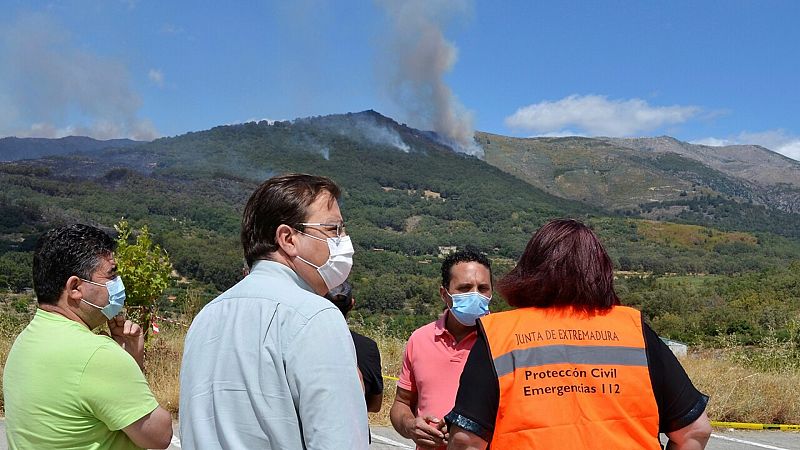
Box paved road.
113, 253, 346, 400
365, 427, 800, 450
0, 420, 797, 449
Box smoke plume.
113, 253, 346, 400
353, 118, 410, 153
376, 0, 482, 157
0, 13, 157, 140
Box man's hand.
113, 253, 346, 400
406, 415, 448, 448
108, 316, 145, 370
391, 386, 449, 447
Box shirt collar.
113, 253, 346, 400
435, 309, 479, 341
250, 260, 315, 294
434, 310, 450, 337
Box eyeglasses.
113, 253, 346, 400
295, 222, 347, 239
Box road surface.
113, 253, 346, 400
0, 420, 797, 449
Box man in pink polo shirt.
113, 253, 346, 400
390, 250, 492, 449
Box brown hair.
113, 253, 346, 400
241, 173, 341, 267
497, 219, 619, 313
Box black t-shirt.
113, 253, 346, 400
445, 314, 708, 442
351, 331, 384, 397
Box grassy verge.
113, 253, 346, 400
682, 333, 800, 425
144, 324, 185, 414
683, 354, 800, 424
352, 323, 404, 427
2, 300, 799, 426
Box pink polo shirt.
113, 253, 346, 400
397, 311, 477, 448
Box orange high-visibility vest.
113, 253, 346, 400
480, 306, 660, 449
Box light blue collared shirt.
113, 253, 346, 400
179, 260, 369, 449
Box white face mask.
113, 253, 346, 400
296, 231, 355, 291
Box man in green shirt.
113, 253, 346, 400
3, 224, 173, 449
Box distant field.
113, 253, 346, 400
637, 220, 758, 251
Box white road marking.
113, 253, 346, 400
372, 434, 414, 448
711, 433, 790, 450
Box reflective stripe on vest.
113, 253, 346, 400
480, 306, 660, 450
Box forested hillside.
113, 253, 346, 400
2, 110, 799, 341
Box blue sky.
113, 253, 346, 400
1, 0, 798, 159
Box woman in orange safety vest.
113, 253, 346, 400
445, 219, 712, 450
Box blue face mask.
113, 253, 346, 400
81, 277, 126, 319
447, 290, 491, 326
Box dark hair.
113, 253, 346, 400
497, 219, 619, 313
241, 173, 341, 267
32, 224, 116, 305
324, 280, 353, 317
441, 249, 492, 290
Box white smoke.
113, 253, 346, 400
353, 119, 410, 153
0, 13, 157, 140
376, 0, 482, 157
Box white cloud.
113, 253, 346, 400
505, 94, 700, 137
0, 13, 158, 140
148, 68, 165, 87
777, 141, 800, 160
691, 137, 731, 147
692, 130, 800, 161
535, 129, 585, 138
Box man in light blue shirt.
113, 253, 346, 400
180, 173, 368, 449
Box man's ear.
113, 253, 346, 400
439, 285, 451, 307
275, 224, 299, 256
66, 276, 83, 303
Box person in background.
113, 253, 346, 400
3, 224, 172, 450
445, 218, 711, 450
390, 250, 493, 450
325, 280, 384, 413
180, 173, 368, 449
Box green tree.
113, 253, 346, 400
0, 252, 32, 292
114, 219, 172, 340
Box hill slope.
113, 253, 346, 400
0, 111, 589, 289
479, 133, 800, 215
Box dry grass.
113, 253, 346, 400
142, 319, 409, 425
352, 323, 406, 426
0, 300, 33, 413
144, 324, 185, 416
682, 350, 800, 424
3, 302, 800, 426
0, 326, 20, 412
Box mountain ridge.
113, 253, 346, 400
0, 136, 146, 162
4, 111, 800, 219
478, 132, 800, 214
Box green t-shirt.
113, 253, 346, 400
3, 309, 160, 450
